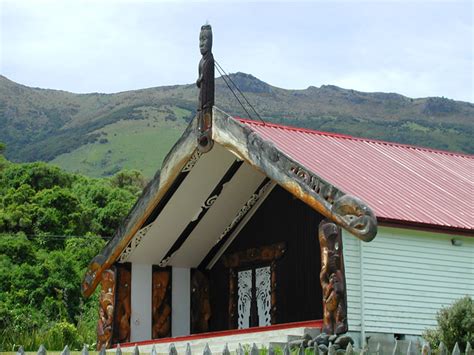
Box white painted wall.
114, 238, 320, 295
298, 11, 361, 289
131, 263, 152, 342
172, 267, 191, 337
343, 227, 474, 336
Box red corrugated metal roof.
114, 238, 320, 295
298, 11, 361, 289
238, 118, 474, 232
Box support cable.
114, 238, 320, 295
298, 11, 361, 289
215, 64, 254, 121
215, 60, 267, 126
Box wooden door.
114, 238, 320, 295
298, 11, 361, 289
223, 242, 285, 329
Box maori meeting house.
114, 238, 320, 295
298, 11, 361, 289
82, 25, 474, 352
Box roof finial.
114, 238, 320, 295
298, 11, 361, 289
196, 23, 215, 153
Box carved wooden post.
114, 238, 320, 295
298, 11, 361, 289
318, 219, 348, 335
97, 267, 116, 350
196, 24, 214, 153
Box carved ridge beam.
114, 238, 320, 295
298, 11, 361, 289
81, 121, 200, 297
212, 108, 377, 242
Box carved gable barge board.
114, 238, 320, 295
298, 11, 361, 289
212, 108, 377, 242
159, 160, 244, 266
81, 119, 199, 297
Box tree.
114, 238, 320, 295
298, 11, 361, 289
423, 296, 474, 352
110, 169, 147, 196
0, 160, 139, 350
0, 142, 7, 171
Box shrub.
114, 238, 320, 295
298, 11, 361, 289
423, 296, 474, 351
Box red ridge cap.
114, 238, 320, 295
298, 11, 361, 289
235, 117, 474, 159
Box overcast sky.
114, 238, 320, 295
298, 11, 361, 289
1, 0, 472, 102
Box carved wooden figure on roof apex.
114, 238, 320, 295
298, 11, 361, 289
196, 24, 215, 153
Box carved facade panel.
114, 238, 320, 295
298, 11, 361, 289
97, 268, 116, 350
152, 267, 171, 339
112, 263, 131, 345
318, 220, 348, 335
191, 270, 211, 334
222, 242, 286, 268
255, 266, 271, 326
237, 270, 252, 329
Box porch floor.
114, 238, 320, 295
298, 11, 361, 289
113, 320, 323, 353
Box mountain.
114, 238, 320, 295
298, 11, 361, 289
1, 73, 472, 177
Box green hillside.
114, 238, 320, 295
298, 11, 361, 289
51, 111, 187, 178
1, 73, 472, 177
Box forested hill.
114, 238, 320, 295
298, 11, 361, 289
1, 74, 473, 177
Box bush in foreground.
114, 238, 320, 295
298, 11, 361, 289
423, 295, 474, 352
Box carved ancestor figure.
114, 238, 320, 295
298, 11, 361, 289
191, 270, 211, 333
97, 268, 116, 350
196, 24, 214, 152
152, 269, 171, 339
318, 220, 348, 335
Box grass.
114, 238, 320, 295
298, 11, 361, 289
51, 118, 187, 178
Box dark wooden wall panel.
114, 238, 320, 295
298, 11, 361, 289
208, 185, 324, 331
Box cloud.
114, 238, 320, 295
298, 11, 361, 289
1, 0, 472, 101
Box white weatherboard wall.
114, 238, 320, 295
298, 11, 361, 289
131, 263, 152, 342
343, 227, 474, 335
